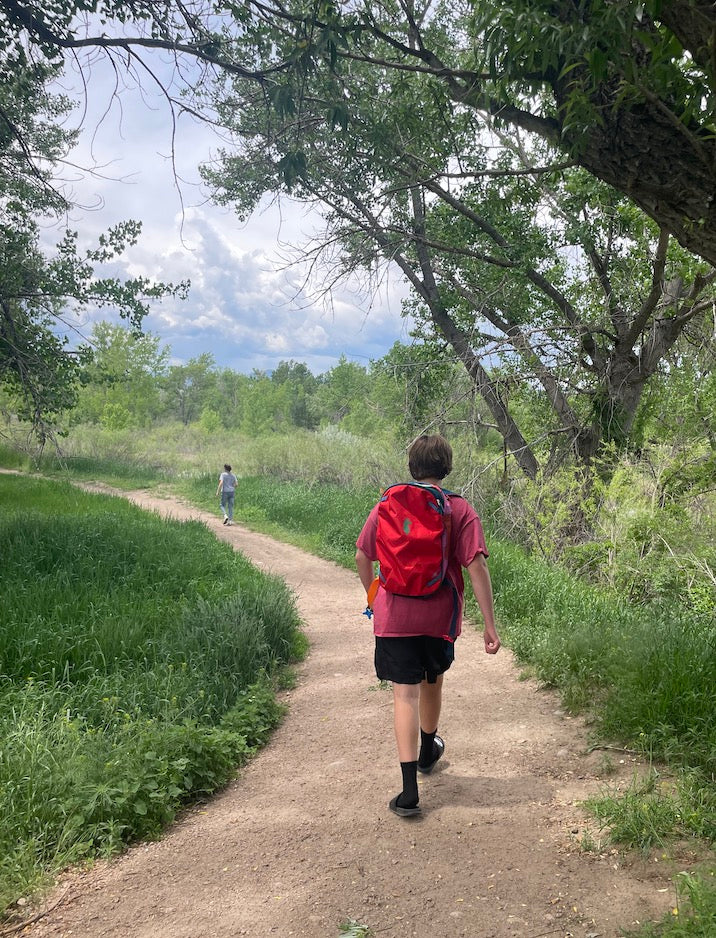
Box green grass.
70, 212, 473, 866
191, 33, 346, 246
0, 474, 304, 917
622, 871, 716, 937
0, 436, 171, 489
37, 453, 168, 489
0, 442, 28, 470
587, 771, 716, 853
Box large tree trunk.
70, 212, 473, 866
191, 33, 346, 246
549, 3, 716, 265
565, 102, 716, 267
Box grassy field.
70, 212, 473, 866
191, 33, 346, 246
2, 451, 714, 935
0, 473, 305, 916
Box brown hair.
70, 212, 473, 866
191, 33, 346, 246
408, 434, 453, 481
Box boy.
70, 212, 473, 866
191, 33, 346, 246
355, 434, 500, 817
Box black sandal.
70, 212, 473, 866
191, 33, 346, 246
389, 794, 421, 817
417, 734, 444, 774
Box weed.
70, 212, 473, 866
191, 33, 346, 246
339, 920, 373, 938
586, 770, 716, 852
621, 871, 716, 937
577, 828, 601, 852
368, 680, 390, 692
597, 753, 617, 776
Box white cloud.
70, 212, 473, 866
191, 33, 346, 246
300, 324, 330, 349
47, 52, 414, 376
263, 332, 290, 353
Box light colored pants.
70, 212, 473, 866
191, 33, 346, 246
221, 491, 235, 520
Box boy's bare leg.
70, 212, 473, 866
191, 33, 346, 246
419, 674, 443, 733
392, 682, 420, 761
390, 683, 421, 812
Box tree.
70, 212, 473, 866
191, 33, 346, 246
0, 62, 186, 442
271, 360, 319, 429
1, 64, 82, 437
163, 353, 217, 426
463, 0, 716, 265
369, 341, 468, 438
73, 322, 169, 427
0, 1, 271, 87
315, 356, 371, 429
204, 368, 251, 428
5, 1, 716, 267
5, 0, 716, 458
292, 0, 716, 266
201, 27, 715, 478
237, 370, 289, 433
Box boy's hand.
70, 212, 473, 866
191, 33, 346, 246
466, 555, 500, 655
484, 628, 501, 654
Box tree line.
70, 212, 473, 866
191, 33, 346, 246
59, 322, 470, 440
16, 319, 711, 507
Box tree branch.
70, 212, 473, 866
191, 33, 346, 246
1, 0, 275, 82
621, 228, 670, 350
447, 275, 581, 434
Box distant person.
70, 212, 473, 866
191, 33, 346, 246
216, 464, 238, 526
355, 434, 500, 818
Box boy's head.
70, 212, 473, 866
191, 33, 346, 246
408, 434, 453, 481
224, 464, 232, 472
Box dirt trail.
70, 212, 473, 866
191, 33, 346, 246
24, 487, 676, 938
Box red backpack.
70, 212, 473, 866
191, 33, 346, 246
376, 483, 457, 597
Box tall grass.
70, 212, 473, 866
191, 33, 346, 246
0, 441, 28, 471
47, 423, 407, 488
0, 474, 304, 916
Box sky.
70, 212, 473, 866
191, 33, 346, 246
49, 49, 414, 376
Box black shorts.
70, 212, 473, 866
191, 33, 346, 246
375, 635, 455, 685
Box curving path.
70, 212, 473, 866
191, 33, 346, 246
24, 487, 675, 938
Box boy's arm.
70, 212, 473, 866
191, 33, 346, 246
355, 548, 376, 594
465, 554, 501, 654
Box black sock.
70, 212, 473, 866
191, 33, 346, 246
396, 761, 419, 808
418, 728, 437, 767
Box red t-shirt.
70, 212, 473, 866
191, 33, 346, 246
356, 492, 488, 640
